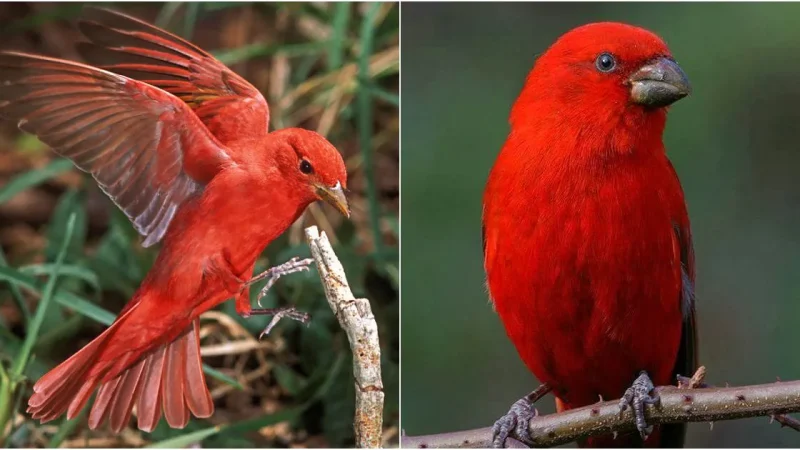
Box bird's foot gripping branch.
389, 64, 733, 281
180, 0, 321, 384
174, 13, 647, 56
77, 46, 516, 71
305, 226, 385, 448
618, 371, 661, 439
400, 366, 800, 448
491, 384, 552, 448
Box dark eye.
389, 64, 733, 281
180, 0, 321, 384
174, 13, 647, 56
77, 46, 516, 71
300, 159, 313, 174
595, 53, 616, 72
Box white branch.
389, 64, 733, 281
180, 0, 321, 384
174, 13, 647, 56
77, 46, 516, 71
305, 226, 384, 448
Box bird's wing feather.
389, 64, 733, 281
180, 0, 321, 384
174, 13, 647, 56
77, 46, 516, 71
0, 51, 231, 247
76, 7, 269, 141
671, 217, 697, 384
662, 163, 697, 447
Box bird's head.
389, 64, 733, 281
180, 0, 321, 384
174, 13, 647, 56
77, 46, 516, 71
511, 22, 690, 145
266, 128, 349, 217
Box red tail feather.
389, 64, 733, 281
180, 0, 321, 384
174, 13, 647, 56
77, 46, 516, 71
29, 318, 212, 432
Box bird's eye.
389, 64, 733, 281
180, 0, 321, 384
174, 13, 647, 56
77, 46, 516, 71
300, 159, 314, 174
595, 53, 616, 72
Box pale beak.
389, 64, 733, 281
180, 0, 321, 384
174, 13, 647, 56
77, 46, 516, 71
315, 181, 350, 217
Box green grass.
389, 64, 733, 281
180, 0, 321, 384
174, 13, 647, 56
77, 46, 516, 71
0, 214, 76, 442
0, 2, 398, 448
0, 159, 74, 205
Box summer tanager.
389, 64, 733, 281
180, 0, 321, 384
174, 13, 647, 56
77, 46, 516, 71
482, 23, 696, 447
0, 8, 349, 432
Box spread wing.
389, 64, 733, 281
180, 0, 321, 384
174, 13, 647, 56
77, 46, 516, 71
76, 7, 269, 144
0, 51, 231, 247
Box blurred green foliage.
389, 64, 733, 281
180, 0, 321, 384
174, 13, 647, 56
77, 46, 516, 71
401, 3, 800, 447
0, 2, 397, 448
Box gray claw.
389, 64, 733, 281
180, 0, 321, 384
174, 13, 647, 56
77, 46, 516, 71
491, 397, 537, 448
258, 307, 311, 339
619, 371, 660, 439
248, 257, 315, 307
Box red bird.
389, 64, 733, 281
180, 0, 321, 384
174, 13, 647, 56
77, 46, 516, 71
482, 23, 696, 447
0, 8, 349, 432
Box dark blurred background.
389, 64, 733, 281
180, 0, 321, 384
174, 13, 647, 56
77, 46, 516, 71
401, 2, 800, 447
0, 2, 397, 448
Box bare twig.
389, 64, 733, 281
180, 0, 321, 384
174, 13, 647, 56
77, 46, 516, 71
676, 367, 800, 432
199, 340, 274, 357
677, 366, 708, 389
773, 412, 800, 432
305, 226, 384, 448
401, 377, 800, 448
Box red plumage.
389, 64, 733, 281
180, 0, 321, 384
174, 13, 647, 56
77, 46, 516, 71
0, 8, 349, 432
483, 23, 697, 447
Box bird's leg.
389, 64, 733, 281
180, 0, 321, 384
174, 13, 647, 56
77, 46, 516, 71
236, 257, 314, 338
244, 257, 314, 307
204, 251, 244, 294
246, 307, 311, 339
234, 286, 251, 315
619, 371, 660, 439
491, 383, 551, 448
234, 261, 256, 315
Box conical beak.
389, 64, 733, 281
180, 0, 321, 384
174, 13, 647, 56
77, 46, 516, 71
316, 181, 350, 218
629, 57, 691, 108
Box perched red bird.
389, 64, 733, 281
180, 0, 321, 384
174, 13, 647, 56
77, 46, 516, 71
482, 23, 696, 447
0, 8, 349, 432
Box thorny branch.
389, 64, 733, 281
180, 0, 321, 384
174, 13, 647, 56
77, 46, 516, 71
675, 368, 800, 432
305, 226, 384, 448
401, 367, 800, 448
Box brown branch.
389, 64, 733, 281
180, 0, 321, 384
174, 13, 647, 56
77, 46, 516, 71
773, 413, 800, 432
401, 376, 800, 448
676, 369, 800, 432
305, 226, 384, 448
